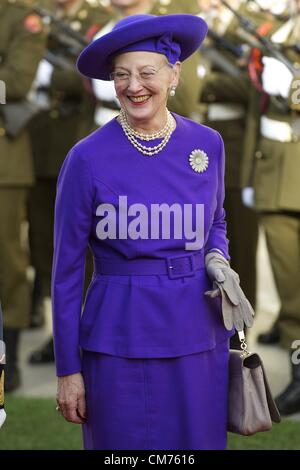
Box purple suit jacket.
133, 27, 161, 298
52, 113, 233, 376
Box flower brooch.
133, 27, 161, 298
189, 149, 209, 173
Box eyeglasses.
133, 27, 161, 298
109, 63, 172, 84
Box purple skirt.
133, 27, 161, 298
81, 339, 229, 450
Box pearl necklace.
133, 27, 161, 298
120, 108, 172, 141
118, 109, 175, 156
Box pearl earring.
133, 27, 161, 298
169, 87, 176, 97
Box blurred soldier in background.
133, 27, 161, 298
27, 0, 112, 364
0, 0, 46, 391
241, 0, 300, 414
92, 0, 203, 129
197, 0, 260, 348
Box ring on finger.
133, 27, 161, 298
56, 405, 62, 414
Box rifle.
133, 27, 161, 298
33, 5, 89, 49
33, 5, 89, 70
221, 0, 300, 74
246, 0, 290, 22
0, 6, 91, 139
201, 29, 247, 78
207, 29, 245, 58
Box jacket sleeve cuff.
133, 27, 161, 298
205, 247, 228, 258
55, 351, 82, 378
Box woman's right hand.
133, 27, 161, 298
204, 252, 255, 331
56, 372, 86, 424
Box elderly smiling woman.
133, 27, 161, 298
52, 14, 254, 450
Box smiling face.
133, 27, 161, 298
112, 51, 181, 130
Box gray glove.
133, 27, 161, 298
204, 252, 255, 331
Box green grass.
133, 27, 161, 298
0, 396, 299, 450
0, 396, 82, 450
228, 422, 300, 450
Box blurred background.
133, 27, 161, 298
0, 0, 300, 449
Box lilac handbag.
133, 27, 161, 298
227, 331, 281, 436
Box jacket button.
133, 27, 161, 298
292, 135, 299, 143
255, 150, 263, 159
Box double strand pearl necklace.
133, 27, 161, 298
120, 108, 172, 140
118, 108, 175, 157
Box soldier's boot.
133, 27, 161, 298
257, 321, 280, 345
275, 360, 300, 416
4, 328, 21, 393
28, 336, 54, 365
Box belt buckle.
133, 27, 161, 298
166, 253, 196, 280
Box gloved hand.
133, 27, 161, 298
262, 56, 293, 99
204, 251, 255, 331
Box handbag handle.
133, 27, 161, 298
237, 330, 252, 358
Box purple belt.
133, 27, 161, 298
94, 251, 204, 280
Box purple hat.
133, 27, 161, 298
77, 14, 208, 81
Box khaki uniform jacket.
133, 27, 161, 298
199, 3, 279, 189
201, 71, 249, 189
241, 20, 300, 211
0, 0, 46, 186
29, 0, 113, 178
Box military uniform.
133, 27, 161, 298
26, 0, 112, 362
0, 0, 46, 389
0, 0, 45, 328
242, 16, 300, 350
151, 0, 203, 118
198, 2, 266, 309
241, 9, 300, 415
28, 0, 113, 300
